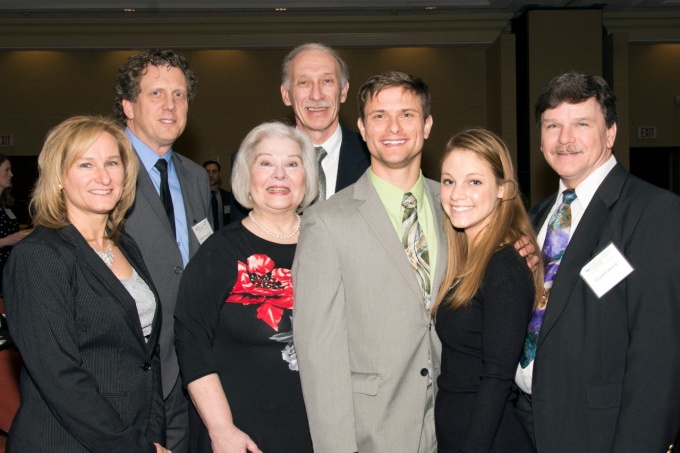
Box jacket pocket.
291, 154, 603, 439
351, 372, 382, 396
586, 381, 622, 409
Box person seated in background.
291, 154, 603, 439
203, 159, 232, 230
175, 121, 317, 453
433, 128, 539, 453
4, 115, 169, 453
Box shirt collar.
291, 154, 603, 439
369, 168, 427, 210
559, 155, 617, 208
309, 123, 342, 158
126, 127, 174, 173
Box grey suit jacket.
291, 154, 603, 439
125, 151, 211, 397
4, 225, 164, 452
293, 171, 446, 453
529, 164, 680, 452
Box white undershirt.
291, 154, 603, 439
515, 155, 617, 394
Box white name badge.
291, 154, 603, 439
192, 218, 213, 244
580, 242, 634, 298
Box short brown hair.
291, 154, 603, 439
357, 71, 431, 121
31, 115, 140, 243
535, 72, 618, 128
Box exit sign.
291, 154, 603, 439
638, 126, 657, 139
0, 134, 13, 147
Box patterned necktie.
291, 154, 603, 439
401, 192, 431, 309
314, 146, 328, 204
154, 158, 176, 236
520, 189, 577, 368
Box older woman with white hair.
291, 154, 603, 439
175, 121, 317, 453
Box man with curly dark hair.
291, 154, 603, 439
115, 49, 211, 453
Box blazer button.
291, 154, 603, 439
142, 362, 151, 371
174, 266, 183, 275
420, 368, 428, 377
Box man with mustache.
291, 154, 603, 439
514, 72, 680, 452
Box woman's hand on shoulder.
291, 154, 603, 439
154, 443, 171, 453
211, 425, 262, 453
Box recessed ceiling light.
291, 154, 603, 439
275, 7, 287, 11
123, 8, 136, 12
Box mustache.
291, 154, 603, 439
550, 145, 584, 154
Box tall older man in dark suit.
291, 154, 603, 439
231, 43, 370, 220
515, 73, 680, 452
115, 49, 212, 453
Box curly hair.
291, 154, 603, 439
114, 49, 197, 125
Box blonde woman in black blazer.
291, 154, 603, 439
4, 116, 170, 453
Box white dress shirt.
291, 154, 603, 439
311, 123, 343, 199
515, 155, 617, 394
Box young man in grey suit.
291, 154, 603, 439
231, 43, 370, 221
115, 49, 212, 453
515, 73, 680, 452
293, 71, 442, 453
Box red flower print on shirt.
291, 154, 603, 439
225, 254, 293, 330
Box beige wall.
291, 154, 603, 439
628, 43, 680, 148
1, 23, 680, 196
0, 47, 486, 182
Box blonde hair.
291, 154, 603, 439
432, 128, 544, 312
31, 115, 139, 243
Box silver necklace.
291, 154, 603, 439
249, 211, 301, 240
95, 239, 114, 268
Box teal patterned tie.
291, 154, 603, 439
401, 192, 431, 309
520, 189, 577, 368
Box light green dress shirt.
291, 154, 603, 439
369, 169, 438, 289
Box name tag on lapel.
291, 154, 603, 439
580, 242, 634, 298
192, 218, 213, 244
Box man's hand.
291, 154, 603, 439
515, 236, 539, 271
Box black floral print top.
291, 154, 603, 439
175, 222, 312, 453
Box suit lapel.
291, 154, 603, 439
354, 173, 429, 303
537, 165, 627, 349
336, 125, 370, 192
59, 226, 149, 349
172, 152, 202, 256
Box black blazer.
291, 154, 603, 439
529, 164, 680, 452
4, 225, 165, 453
230, 124, 371, 221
